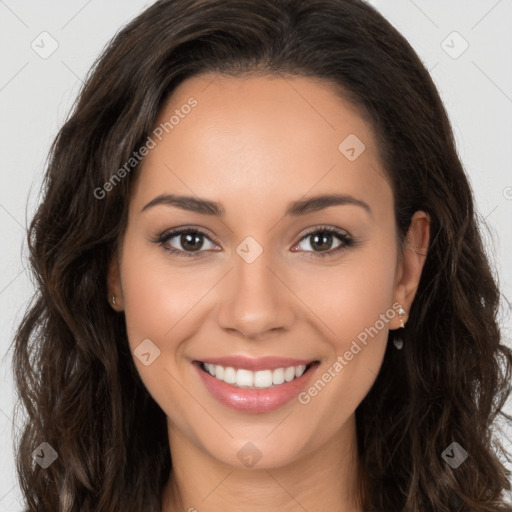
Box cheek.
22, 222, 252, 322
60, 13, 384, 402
118, 241, 206, 434
117, 233, 191, 396
121, 262, 175, 350
119, 234, 208, 350
302, 242, 398, 345
293, 244, 397, 430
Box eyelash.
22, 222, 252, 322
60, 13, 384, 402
154, 225, 354, 260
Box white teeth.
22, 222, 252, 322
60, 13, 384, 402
201, 362, 311, 389
223, 366, 236, 384
295, 365, 306, 377
272, 368, 285, 385
253, 370, 273, 388
214, 365, 224, 380
236, 369, 253, 387
284, 366, 295, 382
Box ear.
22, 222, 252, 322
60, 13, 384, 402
389, 210, 430, 330
107, 253, 124, 312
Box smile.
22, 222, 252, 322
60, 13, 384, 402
194, 357, 320, 413
200, 361, 311, 389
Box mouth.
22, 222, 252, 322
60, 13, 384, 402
192, 357, 320, 413
197, 360, 318, 389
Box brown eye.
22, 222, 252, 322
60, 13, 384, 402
177, 232, 205, 251
157, 229, 217, 257
293, 227, 353, 259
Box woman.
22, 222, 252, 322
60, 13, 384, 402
13, 0, 512, 510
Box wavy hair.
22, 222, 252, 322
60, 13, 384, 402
11, 0, 512, 510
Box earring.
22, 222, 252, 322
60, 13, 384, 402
397, 306, 407, 328
112, 295, 116, 305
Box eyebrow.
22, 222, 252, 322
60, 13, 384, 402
141, 193, 371, 217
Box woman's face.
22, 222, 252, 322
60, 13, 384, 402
109, 73, 425, 470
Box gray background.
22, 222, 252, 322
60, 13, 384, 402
1, 0, 511, 509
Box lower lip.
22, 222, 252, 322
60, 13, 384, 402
194, 361, 319, 413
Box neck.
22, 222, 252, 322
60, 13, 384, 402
161, 414, 364, 512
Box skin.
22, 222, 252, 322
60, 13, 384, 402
108, 73, 430, 512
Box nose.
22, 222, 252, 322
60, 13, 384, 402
215, 248, 296, 340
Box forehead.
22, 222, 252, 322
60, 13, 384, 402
132, 73, 391, 220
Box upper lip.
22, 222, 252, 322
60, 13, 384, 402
195, 356, 317, 371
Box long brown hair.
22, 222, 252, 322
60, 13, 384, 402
12, 0, 512, 510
